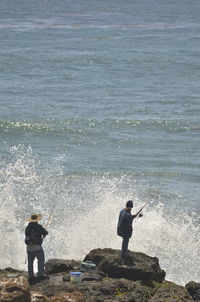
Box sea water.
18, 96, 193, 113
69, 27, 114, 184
0, 0, 199, 285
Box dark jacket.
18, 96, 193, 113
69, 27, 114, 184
117, 209, 135, 238
25, 222, 48, 245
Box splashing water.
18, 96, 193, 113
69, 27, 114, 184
0, 145, 199, 285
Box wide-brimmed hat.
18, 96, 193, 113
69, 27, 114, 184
27, 214, 42, 222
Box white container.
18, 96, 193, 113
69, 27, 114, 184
70, 272, 82, 283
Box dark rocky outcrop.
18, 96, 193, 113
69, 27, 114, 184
186, 281, 200, 301
0, 267, 24, 274
0, 248, 199, 302
84, 248, 166, 283
149, 280, 194, 302
45, 259, 81, 275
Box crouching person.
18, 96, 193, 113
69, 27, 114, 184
25, 214, 48, 283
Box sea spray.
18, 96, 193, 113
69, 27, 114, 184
132, 204, 200, 284
0, 181, 25, 269
62, 195, 200, 285
0, 145, 199, 285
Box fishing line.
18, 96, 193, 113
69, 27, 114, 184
135, 198, 153, 218
45, 199, 59, 229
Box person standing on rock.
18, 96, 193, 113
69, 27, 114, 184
25, 214, 48, 282
117, 200, 143, 257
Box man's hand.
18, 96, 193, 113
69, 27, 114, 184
139, 213, 143, 218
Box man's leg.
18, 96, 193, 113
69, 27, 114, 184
121, 237, 129, 256
36, 248, 45, 277
27, 252, 35, 279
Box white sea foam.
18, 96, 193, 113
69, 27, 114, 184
59, 195, 200, 285
0, 146, 199, 285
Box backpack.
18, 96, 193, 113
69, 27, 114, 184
25, 229, 41, 245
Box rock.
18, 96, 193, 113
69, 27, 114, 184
0, 276, 31, 302
28, 271, 152, 302
31, 291, 85, 302
84, 248, 166, 283
78, 277, 154, 302
90, 278, 152, 302
62, 272, 104, 282
149, 280, 194, 302
49, 291, 85, 302
0, 249, 197, 302
185, 281, 200, 301
0, 267, 24, 274
45, 259, 81, 274
31, 292, 49, 302
82, 272, 105, 282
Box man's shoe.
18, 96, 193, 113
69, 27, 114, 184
28, 277, 37, 284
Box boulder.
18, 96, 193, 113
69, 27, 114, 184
185, 281, 200, 301
149, 280, 194, 302
45, 259, 81, 274
0, 276, 30, 302
84, 248, 166, 283
31, 292, 49, 302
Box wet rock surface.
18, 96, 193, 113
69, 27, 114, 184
45, 259, 81, 275
0, 248, 198, 302
84, 248, 166, 283
149, 280, 194, 302
186, 281, 200, 301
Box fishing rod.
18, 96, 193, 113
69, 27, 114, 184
135, 199, 151, 217
45, 201, 58, 229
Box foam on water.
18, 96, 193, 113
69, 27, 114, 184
0, 146, 199, 285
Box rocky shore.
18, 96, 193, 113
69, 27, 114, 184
0, 248, 199, 302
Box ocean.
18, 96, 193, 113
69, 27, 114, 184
0, 0, 199, 285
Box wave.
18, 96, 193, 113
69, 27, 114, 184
0, 120, 53, 131
0, 145, 199, 285
1, 17, 199, 31
1, 118, 200, 133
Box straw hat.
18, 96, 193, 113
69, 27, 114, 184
27, 214, 42, 222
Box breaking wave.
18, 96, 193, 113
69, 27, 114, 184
0, 145, 199, 285
1, 118, 200, 133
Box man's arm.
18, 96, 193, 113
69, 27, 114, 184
132, 212, 143, 219
40, 225, 48, 237
25, 226, 30, 236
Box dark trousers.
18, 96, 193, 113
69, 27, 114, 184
121, 237, 129, 256
27, 248, 45, 278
